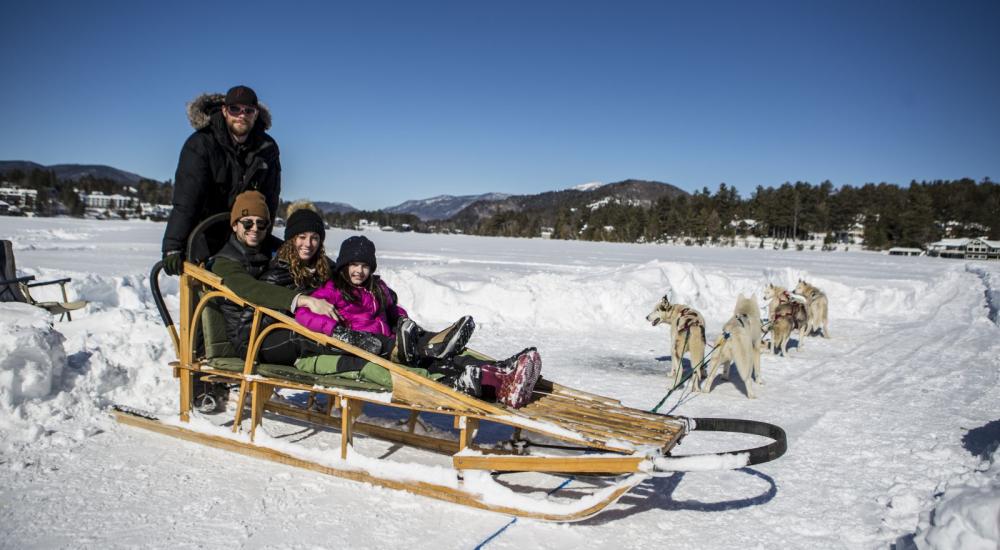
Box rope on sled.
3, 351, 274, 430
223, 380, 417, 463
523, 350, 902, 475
649, 319, 772, 415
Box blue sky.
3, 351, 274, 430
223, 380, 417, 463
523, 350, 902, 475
1, 1, 998, 210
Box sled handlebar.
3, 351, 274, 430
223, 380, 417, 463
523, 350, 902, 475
649, 417, 787, 473
150, 212, 230, 357
149, 260, 180, 356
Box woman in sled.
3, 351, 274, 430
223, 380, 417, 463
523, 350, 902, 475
294, 233, 542, 409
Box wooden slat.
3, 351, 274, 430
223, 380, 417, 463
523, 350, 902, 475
539, 379, 623, 406
264, 401, 461, 454
458, 417, 479, 452
250, 382, 274, 442
514, 409, 668, 447
525, 395, 677, 434
453, 454, 644, 474
529, 390, 680, 429
523, 398, 680, 439
178, 272, 195, 422
520, 403, 675, 442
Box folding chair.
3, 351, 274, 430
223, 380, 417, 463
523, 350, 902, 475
0, 239, 87, 321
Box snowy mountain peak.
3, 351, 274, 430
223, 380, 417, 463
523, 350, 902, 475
384, 192, 511, 221
571, 181, 606, 192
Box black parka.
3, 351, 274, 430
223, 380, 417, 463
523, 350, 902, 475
162, 93, 281, 257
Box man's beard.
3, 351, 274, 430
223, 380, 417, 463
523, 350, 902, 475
227, 118, 253, 138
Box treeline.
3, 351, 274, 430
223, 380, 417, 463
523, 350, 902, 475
1, 168, 172, 216
461, 178, 1000, 249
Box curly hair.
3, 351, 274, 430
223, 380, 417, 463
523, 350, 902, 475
276, 239, 331, 290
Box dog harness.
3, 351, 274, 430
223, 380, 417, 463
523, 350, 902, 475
677, 307, 703, 333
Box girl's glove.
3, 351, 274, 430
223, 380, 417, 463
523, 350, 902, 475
331, 325, 384, 356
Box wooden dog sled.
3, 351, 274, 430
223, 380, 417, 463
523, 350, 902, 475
116, 238, 786, 521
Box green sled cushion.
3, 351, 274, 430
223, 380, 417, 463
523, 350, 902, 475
201, 300, 236, 359
205, 357, 388, 392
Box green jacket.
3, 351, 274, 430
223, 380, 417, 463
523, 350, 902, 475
211, 255, 297, 311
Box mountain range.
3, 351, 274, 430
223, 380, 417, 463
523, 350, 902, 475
1, 160, 687, 223
448, 179, 687, 224
384, 193, 512, 221
0, 161, 152, 185
312, 201, 358, 215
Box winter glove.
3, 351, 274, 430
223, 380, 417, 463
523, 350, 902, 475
162, 251, 185, 276
331, 325, 385, 356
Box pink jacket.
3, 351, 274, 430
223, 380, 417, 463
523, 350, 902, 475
295, 279, 408, 338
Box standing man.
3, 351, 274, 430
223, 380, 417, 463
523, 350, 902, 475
161, 85, 281, 275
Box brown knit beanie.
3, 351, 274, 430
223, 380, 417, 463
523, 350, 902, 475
230, 191, 270, 225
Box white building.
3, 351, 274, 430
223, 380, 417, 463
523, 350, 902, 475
78, 191, 135, 211
927, 237, 1000, 260
0, 185, 38, 210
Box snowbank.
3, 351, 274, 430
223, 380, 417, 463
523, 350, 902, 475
0, 303, 68, 453
905, 446, 1000, 549
0, 271, 176, 461
0, 304, 66, 409
386, 259, 957, 334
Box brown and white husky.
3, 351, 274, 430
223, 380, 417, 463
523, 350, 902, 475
794, 279, 830, 338
646, 294, 707, 389
764, 284, 808, 356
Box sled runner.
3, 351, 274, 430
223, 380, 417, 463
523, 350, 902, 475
119, 219, 786, 521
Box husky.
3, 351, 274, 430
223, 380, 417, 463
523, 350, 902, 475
703, 294, 762, 398
794, 279, 830, 338
646, 294, 707, 389
764, 284, 808, 355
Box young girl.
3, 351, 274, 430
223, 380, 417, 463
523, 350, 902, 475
295, 235, 542, 409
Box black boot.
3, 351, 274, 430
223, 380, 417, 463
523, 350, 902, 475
392, 317, 424, 365
418, 316, 475, 360
439, 365, 482, 397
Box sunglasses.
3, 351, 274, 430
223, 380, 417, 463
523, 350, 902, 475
226, 104, 258, 116
238, 218, 269, 231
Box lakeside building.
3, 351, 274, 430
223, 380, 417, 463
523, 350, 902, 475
0, 185, 38, 211
927, 237, 1000, 260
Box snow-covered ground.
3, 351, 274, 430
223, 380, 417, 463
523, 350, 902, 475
1, 216, 998, 549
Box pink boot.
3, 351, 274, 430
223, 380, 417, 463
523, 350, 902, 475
489, 348, 541, 409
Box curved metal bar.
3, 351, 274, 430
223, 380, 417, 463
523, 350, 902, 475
185, 212, 230, 264
148, 260, 180, 356
650, 417, 787, 473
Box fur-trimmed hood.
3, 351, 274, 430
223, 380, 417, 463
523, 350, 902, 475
186, 92, 272, 131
